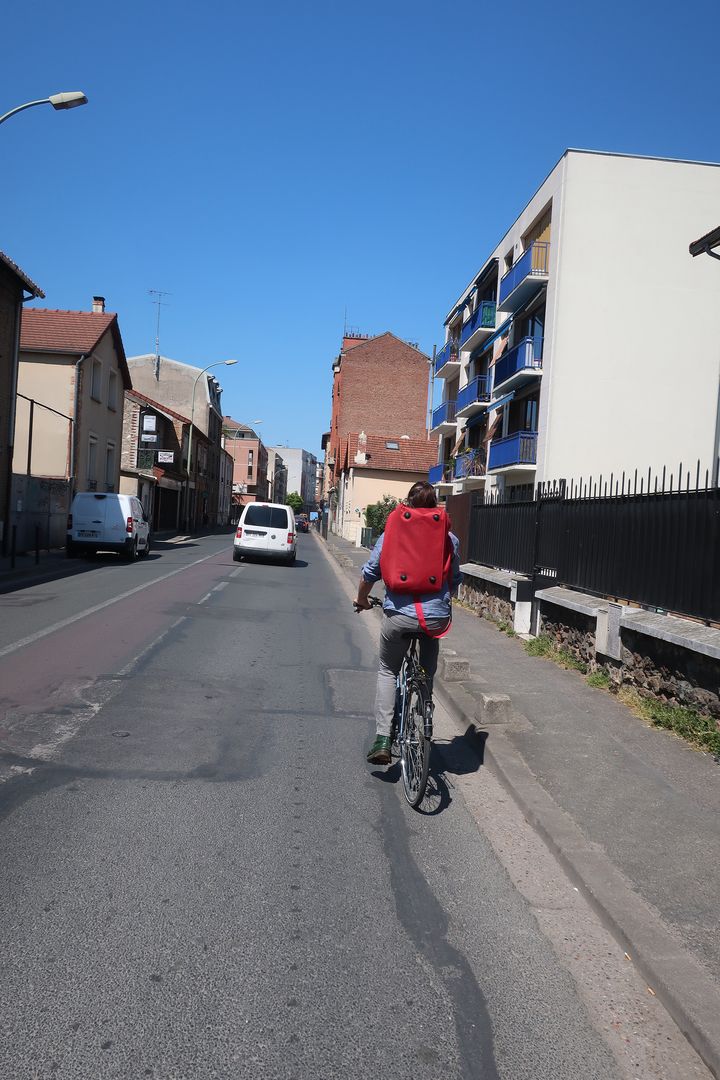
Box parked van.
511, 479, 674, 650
233, 502, 296, 564
67, 492, 151, 560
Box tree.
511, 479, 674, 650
285, 491, 304, 513
364, 495, 397, 536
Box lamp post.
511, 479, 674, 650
0, 91, 88, 127
185, 360, 237, 531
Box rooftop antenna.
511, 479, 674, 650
149, 289, 171, 380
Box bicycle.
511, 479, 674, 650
356, 596, 433, 808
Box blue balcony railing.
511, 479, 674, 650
492, 337, 542, 391
454, 448, 486, 480
429, 462, 453, 485
431, 400, 457, 429
457, 374, 490, 413
488, 431, 538, 470
498, 241, 550, 307
459, 300, 496, 348
434, 339, 459, 375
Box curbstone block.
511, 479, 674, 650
441, 655, 471, 682
474, 692, 512, 725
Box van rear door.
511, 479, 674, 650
72, 494, 108, 539
266, 506, 290, 552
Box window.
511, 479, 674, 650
87, 436, 98, 488
385, 441, 399, 450
108, 370, 118, 410
105, 442, 116, 490
243, 505, 288, 528
90, 358, 102, 401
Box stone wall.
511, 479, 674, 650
619, 628, 720, 720
459, 576, 513, 626
540, 602, 596, 666
539, 600, 720, 721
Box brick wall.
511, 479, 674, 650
329, 333, 429, 473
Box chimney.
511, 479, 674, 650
354, 430, 368, 466
92, 296, 106, 314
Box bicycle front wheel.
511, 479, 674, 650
400, 680, 431, 808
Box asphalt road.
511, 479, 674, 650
0, 532, 700, 1079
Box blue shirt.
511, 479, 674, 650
361, 531, 462, 619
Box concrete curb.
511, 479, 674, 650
314, 529, 720, 1078
436, 674, 720, 1079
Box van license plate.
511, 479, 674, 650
78, 530, 99, 537
245, 530, 265, 536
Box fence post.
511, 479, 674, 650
529, 492, 543, 636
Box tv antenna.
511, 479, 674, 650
149, 289, 171, 379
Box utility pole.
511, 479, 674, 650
148, 289, 171, 380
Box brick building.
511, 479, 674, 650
334, 433, 437, 544
222, 418, 268, 515
324, 331, 431, 534
120, 390, 192, 531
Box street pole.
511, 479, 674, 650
0, 92, 88, 127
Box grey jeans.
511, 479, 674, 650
373, 612, 449, 737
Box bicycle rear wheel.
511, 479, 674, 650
400, 679, 431, 808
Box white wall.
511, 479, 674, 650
542, 152, 720, 484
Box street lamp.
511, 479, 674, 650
0, 91, 88, 127
186, 360, 237, 530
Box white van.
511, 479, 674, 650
67, 492, 151, 560
233, 502, 296, 564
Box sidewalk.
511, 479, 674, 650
321, 529, 720, 1077
0, 529, 221, 590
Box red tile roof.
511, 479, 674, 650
0, 251, 44, 297
20, 308, 116, 354
127, 389, 190, 425
342, 433, 436, 473
20, 307, 131, 389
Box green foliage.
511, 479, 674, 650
364, 495, 398, 536
524, 634, 587, 673
586, 671, 612, 690
285, 492, 304, 512
524, 634, 554, 657
618, 688, 720, 755
495, 619, 517, 638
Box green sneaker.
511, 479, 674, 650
366, 735, 392, 765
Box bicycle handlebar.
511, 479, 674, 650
353, 596, 383, 612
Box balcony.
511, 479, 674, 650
492, 337, 542, 394
430, 399, 457, 434
498, 241, 550, 311
456, 374, 491, 419
454, 448, 486, 489
459, 300, 497, 353
488, 431, 538, 472
434, 339, 460, 379
428, 461, 453, 489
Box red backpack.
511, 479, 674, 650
380, 505, 453, 595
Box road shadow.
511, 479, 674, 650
371, 726, 488, 817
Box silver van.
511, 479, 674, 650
233, 502, 296, 563
67, 492, 151, 560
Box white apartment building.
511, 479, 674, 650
430, 150, 720, 499
270, 446, 317, 512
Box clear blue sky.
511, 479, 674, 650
2, 0, 719, 455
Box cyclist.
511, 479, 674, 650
355, 481, 461, 765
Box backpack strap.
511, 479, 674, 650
414, 599, 452, 640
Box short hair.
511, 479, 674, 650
406, 481, 437, 508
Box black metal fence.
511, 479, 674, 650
467, 464, 720, 623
